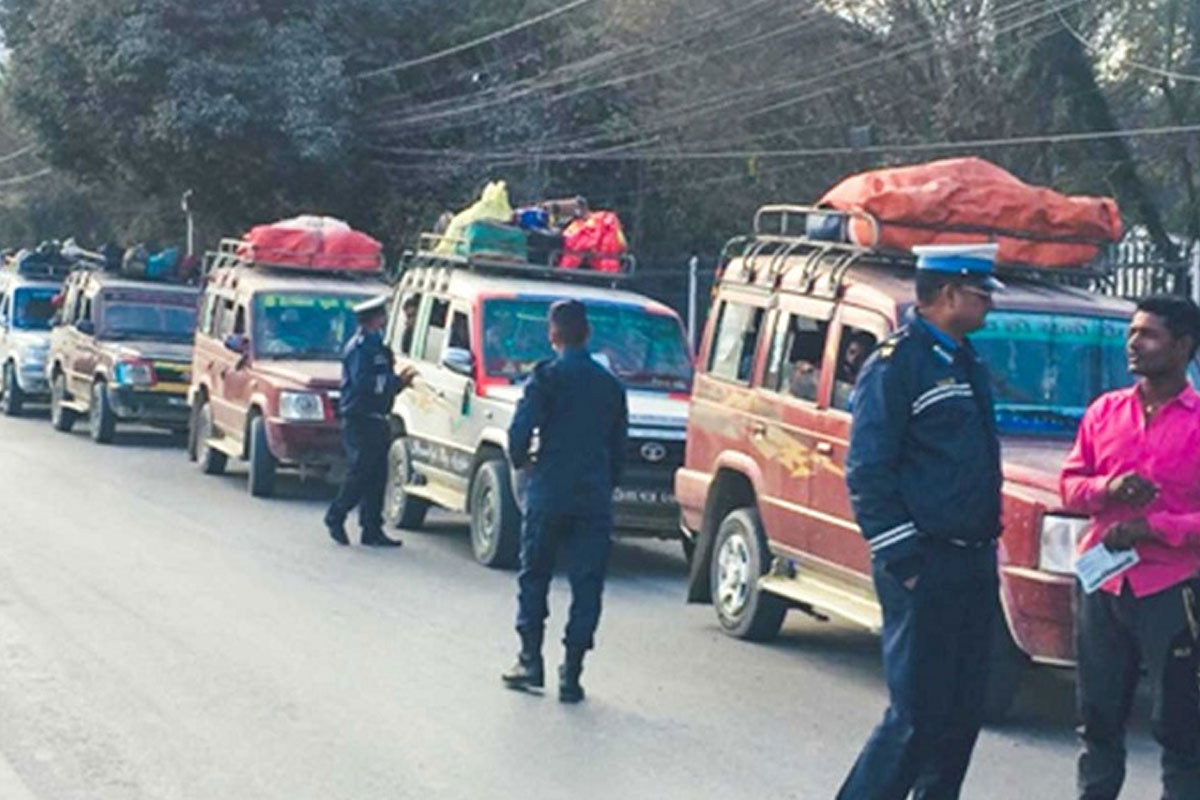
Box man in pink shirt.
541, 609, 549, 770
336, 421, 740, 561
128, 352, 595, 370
1061, 295, 1200, 800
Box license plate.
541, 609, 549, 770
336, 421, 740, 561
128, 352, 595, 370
613, 488, 676, 505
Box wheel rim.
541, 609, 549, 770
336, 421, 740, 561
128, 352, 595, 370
473, 477, 498, 554
716, 527, 753, 619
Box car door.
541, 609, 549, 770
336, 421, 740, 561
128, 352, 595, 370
67, 290, 98, 398
220, 300, 254, 437
208, 295, 242, 434
407, 296, 472, 493
803, 305, 890, 577
0, 283, 11, 360
755, 297, 835, 556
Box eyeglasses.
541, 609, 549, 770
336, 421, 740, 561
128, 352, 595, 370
957, 285, 994, 302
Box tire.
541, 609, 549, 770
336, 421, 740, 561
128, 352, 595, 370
710, 507, 787, 641
385, 437, 430, 530
49, 372, 76, 433
247, 415, 277, 497
193, 399, 227, 476
982, 620, 1029, 724
1, 361, 25, 417
469, 458, 521, 569
89, 380, 116, 444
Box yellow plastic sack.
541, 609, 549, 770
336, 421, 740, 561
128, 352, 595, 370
435, 181, 514, 255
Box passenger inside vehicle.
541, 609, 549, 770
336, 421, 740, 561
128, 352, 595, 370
833, 330, 877, 410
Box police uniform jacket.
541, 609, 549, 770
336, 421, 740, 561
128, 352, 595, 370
846, 310, 1003, 570
339, 329, 400, 418
509, 346, 628, 516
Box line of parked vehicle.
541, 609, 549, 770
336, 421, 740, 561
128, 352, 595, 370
0, 199, 1164, 723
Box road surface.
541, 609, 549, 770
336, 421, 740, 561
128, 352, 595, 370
0, 412, 1161, 799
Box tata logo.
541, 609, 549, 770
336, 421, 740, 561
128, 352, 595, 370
640, 441, 667, 463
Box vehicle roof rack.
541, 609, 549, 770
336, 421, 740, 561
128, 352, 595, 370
398, 231, 637, 287
721, 204, 1113, 298
204, 238, 386, 280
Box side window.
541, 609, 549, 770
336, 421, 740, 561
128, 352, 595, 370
233, 304, 247, 335
215, 298, 236, 339
833, 326, 879, 411
0, 291, 9, 323
421, 298, 450, 362
199, 292, 220, 336
69, 285, 85, 324
447, 310, 470, 351
393, 292, 422, 356
765, 312, 829, 403
81, 295, 94, 324
707, 301, 765, 383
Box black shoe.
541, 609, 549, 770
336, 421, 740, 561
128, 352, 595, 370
502, 655, 544, 692
325, 517, 350, 546
361, 530, 402, 548
558, 664, 585, 704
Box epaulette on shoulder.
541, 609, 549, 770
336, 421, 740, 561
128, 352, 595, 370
876, 329, 909, 360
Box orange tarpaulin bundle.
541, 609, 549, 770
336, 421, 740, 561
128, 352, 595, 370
818, 157, 1123, 268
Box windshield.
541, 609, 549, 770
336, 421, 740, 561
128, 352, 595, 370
973, 311, 1133, 437
252, 292, 369, 360
13, 287, 57, 331
482, 298, 693, 392
101, 292, 197, 339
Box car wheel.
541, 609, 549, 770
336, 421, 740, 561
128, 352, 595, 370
982, 620, 1029, 724
89, 381, 117, 444
50, 372, 76, 433
469, 458, 521, 569
193, 399, 227, 476
1, 362, 24, 417
248, 415, 277, 497
385, 437, 430, 530
710, 507, 787, 641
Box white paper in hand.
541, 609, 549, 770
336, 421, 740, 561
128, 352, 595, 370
1075, 544, 1140, 594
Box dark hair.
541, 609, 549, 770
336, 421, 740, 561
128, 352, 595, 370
915, 272, 958, 304
402, 295, 419, 310
1136, 295, 1200, 358
549, 299, 589, 346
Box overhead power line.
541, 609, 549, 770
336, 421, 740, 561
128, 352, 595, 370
356, 0, 599, 80
0, 145, 35, 166
368, 123, 1200, 164
1057, 12, 1200, 85
0, 168, 52, 188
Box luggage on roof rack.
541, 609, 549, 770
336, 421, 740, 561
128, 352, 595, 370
220, 215, 384, 275
403, 230, 637, 284
818, 157, 1123, 269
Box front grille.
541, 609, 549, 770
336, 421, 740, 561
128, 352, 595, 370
625, 437, 685, 469
153, 361, 191, 385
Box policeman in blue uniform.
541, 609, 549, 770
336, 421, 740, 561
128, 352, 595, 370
838, 244, 1005, 800
325, 295, 416, 547
501, 300, 628, 703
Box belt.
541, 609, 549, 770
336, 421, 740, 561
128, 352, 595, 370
943, 537, 996, 550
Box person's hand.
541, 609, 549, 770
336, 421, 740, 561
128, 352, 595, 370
397, 365, 419, 388
1103, 518, 1154, 551
1105, 472, 1158, 508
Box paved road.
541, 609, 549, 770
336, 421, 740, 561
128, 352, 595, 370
0, 411, 1162, 799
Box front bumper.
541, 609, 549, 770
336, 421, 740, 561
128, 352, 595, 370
613, 485, 680, 537
15, 364, 48, 397
1000, 565, 1076, 665
109, 387, 190, 428
265, 418, 346, 468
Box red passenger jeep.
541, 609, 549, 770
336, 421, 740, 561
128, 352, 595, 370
187, 237, 388, 496
676, 205, 1144, 720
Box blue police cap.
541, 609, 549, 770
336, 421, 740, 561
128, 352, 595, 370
912, 243, 1005, 291
353, 294, 390, 316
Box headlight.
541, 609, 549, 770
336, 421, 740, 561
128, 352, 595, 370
1039, 514, 1090, 574
20, 348, 46, 368
279, 391, 325, 421
113, 360, 156, 386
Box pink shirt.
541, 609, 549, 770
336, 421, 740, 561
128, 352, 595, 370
1060, 384, 1200, 597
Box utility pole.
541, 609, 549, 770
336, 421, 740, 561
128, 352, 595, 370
181, 190, 195, 257
687, 255, 699, 353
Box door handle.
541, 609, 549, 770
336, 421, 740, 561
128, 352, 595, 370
750, 422, 767, 438
816, 442, 834, 455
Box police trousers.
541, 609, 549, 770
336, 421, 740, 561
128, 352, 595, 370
327, 415, 389, 533
838, 543, 999, 800
516, 509, 613, 652
1076, 579, 1200, 800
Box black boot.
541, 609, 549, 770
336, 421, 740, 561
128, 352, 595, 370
558, 648, 586, 704
324, 512, 349, 546
502, 630, 544, 692
360, 529, 402, 548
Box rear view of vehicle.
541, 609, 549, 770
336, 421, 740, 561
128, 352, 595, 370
187, 216, 389, 497
0, 249, 71, 415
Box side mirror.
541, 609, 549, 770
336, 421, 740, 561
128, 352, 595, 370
224, 333, 248, 354
75, 319, 95, 335
441, 347, 475, 377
